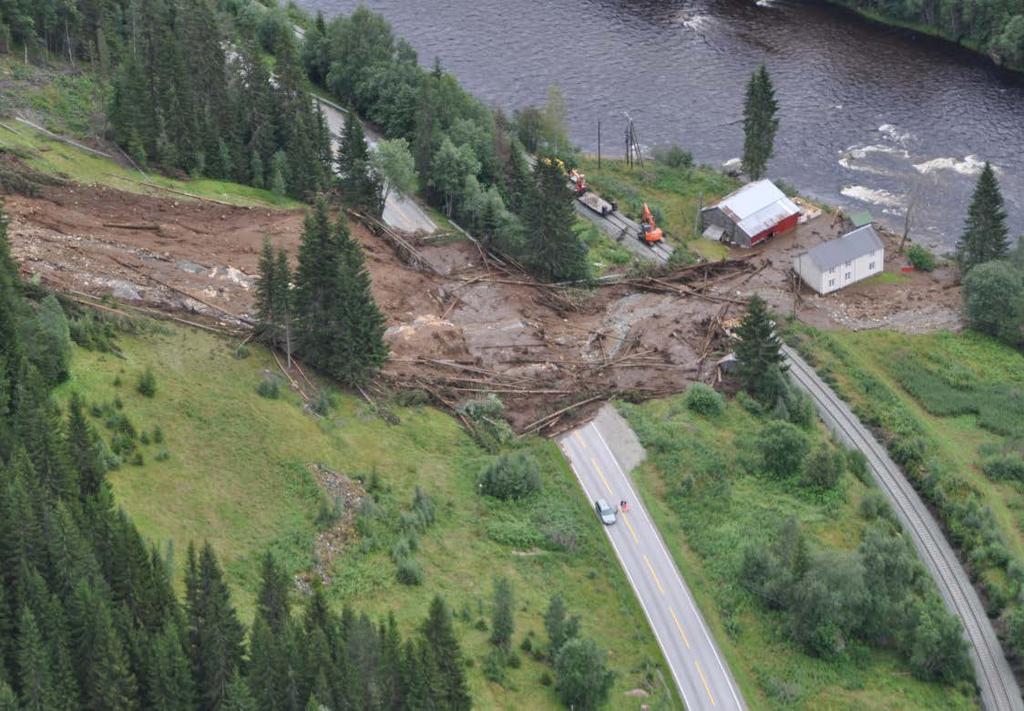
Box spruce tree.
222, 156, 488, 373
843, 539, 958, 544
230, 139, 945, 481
66, 392, 107, 498
256, 553, 291, 634
504, 141, 532, 213
271, 151, 288, 198
75, 587, 138, 711
742, 65, 779, 180
0, 681, 16, 711
294, 201, 387, 387
255, 239, 280, 347
337, 115, 383, 215
0, 203, 24, 459
221, 672, 257, 711
16, 607, 55, 711
185, 543, 245, 711
544, 593, 579, 656
274, 249, 294, 366
14, 367, 76, 500
304, 626, 336, 711
490, 577, 514, 652
421, 596, 470, 711
246, 616, 282, 710
957, 161, 1010, 272
734, 295, 786, 403
525, 157, 589, 282
402, 639, 436, 710
144, 623, 194, 711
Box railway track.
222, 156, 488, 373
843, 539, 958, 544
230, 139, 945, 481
588, 205, 674, 264
782, 345, 1023, 711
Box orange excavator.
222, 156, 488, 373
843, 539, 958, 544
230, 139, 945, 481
639, 203, 663, 245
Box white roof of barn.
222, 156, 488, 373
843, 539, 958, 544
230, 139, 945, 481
804, 225, 884, 271
707, 179, 800, 239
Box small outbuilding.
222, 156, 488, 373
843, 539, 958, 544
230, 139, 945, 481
700, 179, 801, 248
793, 225, 885, 295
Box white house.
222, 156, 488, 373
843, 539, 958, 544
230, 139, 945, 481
794, 225, 884, 295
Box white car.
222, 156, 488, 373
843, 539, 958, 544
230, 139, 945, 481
594, 498, 617, 526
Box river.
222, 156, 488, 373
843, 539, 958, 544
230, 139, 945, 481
296, 0, 1024, 249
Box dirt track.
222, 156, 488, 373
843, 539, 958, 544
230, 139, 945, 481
4, 176, 963, 430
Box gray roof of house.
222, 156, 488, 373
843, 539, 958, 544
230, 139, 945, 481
803, 225, 884, 270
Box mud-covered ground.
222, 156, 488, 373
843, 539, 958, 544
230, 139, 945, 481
4, 176, 962, 429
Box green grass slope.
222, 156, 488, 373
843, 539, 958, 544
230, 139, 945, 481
618, 395, 978, 710
57, 322, 676, 709
794, 328, 1024, 624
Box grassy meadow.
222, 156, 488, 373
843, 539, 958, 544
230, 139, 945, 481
57, 322, 677, 709
617, 395, 979, 710
793, 328, 1024, 624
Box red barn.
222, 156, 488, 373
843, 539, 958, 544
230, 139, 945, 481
700, 179, 801, 248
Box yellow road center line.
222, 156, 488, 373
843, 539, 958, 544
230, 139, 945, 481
573, 430, 585, 447
643, 555, 665, 594
695, 660, 716, 706
669, 607, 690, 649
591, 457, 614, 496
623, 513, 639, 544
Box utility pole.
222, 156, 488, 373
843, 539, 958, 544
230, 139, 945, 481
597, 120, 601, 170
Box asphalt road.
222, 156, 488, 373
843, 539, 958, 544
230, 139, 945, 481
313, 97, 438, 235
559, 421, 745, 711
783, 345, 1023, 711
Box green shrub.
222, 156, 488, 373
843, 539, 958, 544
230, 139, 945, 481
154, 449, 170, 462
152, 426, 164, 444
479, 451, 542, 500
554, 638, 615, 710
655, 144, 693, 169
316, 496, 343, 529
962, 260, 1024, 347
859, 489, 896, 524
482, 648, 506, 683
409, 486, 436, 529
847, 449, 870, 485
312, 390, 334, 416
755, 420, 810, 478
486, 518, 544, 550
131, 451, 145, 466
801, 446, 845, 490
683, 383, 725, 417
506, 651, 522, 669
982, 453, 1024, 482
136, 367, 157, 397
257, 378, 281, 399
906, 244, 936, 272
395, 557, 423, 586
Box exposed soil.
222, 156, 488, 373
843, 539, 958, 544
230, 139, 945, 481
297, 463, 366, 590
3, 170, 963, 430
